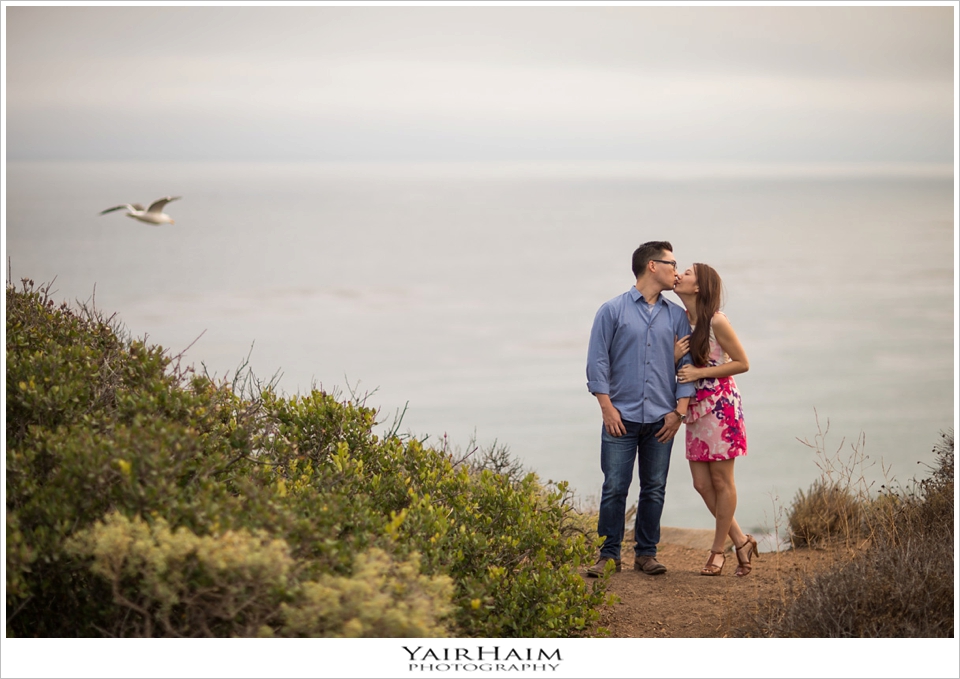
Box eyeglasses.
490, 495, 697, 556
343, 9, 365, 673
651, 259, 678, 269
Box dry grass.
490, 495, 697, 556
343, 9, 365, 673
735, 425, 954, 638
788, 480, 862, 548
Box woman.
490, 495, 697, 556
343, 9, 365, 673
673, 263, 758, 577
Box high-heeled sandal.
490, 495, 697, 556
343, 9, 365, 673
735, 534, 759, 577
700, 550, 724, 576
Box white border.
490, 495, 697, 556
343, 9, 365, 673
1, 2, 958, 678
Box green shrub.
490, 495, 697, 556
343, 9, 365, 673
5, 511, 34, 603
65, 512, 453, 638
65, 512, 294, 637
6, 280, 607, 637
280, 548, 454, 638
257, 401, 604, 637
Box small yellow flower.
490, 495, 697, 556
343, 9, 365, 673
471, 599, 481, 610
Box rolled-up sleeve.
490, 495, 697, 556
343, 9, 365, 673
675, 311, 696, 399
586, 304, 613, 394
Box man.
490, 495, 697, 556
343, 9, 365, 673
585, 241, 695, 576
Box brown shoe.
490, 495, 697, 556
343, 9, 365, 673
700, 550, 725, 576
734, 534, 760, 577
634, 555, 667, 575
585, 556, 621, 577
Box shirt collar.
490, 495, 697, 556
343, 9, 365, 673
629, 287, 667, 306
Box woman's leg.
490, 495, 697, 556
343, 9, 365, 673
689, 460, 747, 550
689, 460, 717, 511
708, 459, 743, 553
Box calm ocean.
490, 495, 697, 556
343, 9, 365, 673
5, 160, 955, 539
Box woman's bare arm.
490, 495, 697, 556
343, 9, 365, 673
677, 314, 749, 383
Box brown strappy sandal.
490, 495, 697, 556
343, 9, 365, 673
700, 550, 724, 576
735, 534, 760, 577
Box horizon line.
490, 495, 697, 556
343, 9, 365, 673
4, 159, 953, 180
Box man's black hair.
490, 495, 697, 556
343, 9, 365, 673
631, 241, 673, 278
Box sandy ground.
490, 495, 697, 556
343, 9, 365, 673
590, 527, 842, 638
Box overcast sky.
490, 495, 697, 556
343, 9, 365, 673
4, 5, 955, 163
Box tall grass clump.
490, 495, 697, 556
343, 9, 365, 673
6, 279, 609, 637
787, 416, 873, 548
740, 418, 953, 638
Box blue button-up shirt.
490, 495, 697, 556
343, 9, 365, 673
586, 287, 696, 424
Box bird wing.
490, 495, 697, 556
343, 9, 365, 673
147, 196, 181, 213
99, 204, 134, 215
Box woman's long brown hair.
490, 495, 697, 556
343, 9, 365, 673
689, 263, 723, 367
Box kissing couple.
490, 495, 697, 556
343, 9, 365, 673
585, 240, 758, 578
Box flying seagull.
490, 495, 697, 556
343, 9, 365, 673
99, 196, 181, 225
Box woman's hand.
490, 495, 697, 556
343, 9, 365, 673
677, 364, 702, 384
674, 334, 690, 363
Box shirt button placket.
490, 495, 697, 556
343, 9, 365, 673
646, 326, 655, 419
642, 327, 651, 419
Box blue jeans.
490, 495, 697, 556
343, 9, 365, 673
597, 419, 674, 560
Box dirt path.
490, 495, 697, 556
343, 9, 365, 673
591, 532, 842, 638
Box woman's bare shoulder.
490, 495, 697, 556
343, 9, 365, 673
711, 312, 734, 330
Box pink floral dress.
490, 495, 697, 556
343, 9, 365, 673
685, 312, 747, 462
